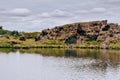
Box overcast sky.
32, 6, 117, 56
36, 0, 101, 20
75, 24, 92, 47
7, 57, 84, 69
0, 0, 120, 32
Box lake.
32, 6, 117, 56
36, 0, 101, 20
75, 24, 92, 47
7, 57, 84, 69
0, 48, 120, 80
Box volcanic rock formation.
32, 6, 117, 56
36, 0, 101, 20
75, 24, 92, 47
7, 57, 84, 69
37, 20, 120, 45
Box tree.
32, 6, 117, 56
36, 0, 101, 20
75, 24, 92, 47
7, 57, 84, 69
0, 26, 3, 30
11, 31, 20, 36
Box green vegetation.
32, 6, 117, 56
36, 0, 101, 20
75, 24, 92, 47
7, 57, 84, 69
0, 35, 119, 49
0, 36, 105, 49
13, 39, 66, 48
0, 28, 20, 37
0, 26, 3, 30
63, 24, 70, 29
75, 41, 101, 49
20, 32, 40, 39
0, 29, 11, 35
109, 42, 120, 49
11, 31, 20, 36
0, 36, 65, 48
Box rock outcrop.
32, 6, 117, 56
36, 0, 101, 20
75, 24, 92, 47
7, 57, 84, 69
35, 35, 41, 41
19, 35, 26, 41
38, 20, 120, 45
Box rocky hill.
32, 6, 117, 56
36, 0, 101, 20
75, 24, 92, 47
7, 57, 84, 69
0, 20, 120, 49
38, 20, 120, 46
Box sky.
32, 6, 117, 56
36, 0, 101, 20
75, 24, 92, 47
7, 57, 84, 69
0, 0, 120, 32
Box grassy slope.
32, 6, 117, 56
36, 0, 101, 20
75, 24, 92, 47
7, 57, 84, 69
0, 36, 66, 48
0, 36, 120, 49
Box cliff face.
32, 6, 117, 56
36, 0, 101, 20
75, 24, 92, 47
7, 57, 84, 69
39, 20, 120, 44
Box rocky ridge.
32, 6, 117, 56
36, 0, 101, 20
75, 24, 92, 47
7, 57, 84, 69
37, 20, 120, 48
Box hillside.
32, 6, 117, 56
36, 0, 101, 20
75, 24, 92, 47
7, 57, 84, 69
35, 20, 120, 48
1, 20, 120, 49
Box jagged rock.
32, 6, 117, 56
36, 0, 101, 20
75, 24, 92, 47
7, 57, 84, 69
41, 30, 48, 36
35, 35, 41, 41
9, 41, 21, 45
77, 36, 85, 43
102, 25, 110, 31
101, 20, 107, 25
94, 26, 101, 32
100, 43, 109, 49
65, 34, 77, 44
97, 36, 107, 41
36, 20, 120, 45
5, 36, 10, 39
77, 25, 86, 35
19, 36, 26, 41
110, 34, 120, 43
86, 33, 98, 41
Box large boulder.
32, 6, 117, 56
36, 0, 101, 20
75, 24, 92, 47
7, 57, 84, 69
41, 30, 48, 36
86, 33, 99, 41
100, 43, 109, 49
77, 25, 86, 35
102, 25, 110, 31
19, 36, 26, 41
35, 35, 41, 41
101, 20, 107, 25
65, 34, 77, 44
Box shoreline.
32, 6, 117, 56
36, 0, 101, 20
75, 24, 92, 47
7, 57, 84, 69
0, 45, 120, 50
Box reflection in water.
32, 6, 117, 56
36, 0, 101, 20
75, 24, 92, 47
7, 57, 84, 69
0, 48, 120, 80
19, 48, 120, 68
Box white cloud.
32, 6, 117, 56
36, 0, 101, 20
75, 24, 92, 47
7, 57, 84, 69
38, 12, 50, 18
9, 8, 31, 14
29, 20, 42, 25
0, 9, 5, 12
0, 0, 120, 32
38, 9, 73, 18
51, 9, 66, 17
0, 8, 31, 17
75, 10, 89, 14
107, 0, 120, 2
74, 7, 106, 15
51, 9, 73, 17
91, 8, 106, 13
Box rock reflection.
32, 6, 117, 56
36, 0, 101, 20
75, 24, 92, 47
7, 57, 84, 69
16, 48, 120, 70
0, 48, 120, 70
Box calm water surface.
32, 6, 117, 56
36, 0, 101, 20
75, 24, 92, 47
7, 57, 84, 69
0, 48, 120, 80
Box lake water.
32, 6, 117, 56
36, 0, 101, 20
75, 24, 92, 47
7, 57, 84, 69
0, 48, 120, 80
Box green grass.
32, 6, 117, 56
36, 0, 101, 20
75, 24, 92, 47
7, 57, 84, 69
75, 41, 101, 49
109, 41, 120, 49
0, 43, 12, 48
15, 39, 65, 48
0, 35, 120, 50
20, 32, 40, 39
